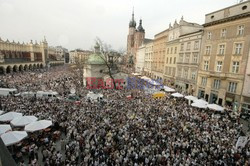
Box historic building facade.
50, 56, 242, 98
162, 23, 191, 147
164, 17, 203, 86
144, 41, 154, 77
196, 1, 250, 110
151, 29, 168, 82
126, 10, 145, 68
176, 30, 203, 95
69, 49, 93, 64
0, 37, 64, 74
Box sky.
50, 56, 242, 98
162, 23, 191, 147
0, 0, 240, 51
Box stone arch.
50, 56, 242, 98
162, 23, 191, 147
24, 65, 28, 71
29, 64, 33, 70
33, 64, 36, 69
40, 64, 43, 68
0, 66, 5, 74
6, 66, 11, 73
19, 65, 23, 72
13, 65, 18, 72
36, 64, 39, 68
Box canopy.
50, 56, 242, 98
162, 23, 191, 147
0, 125, 12, 135
11, 116, 38, 127
171, 92, 184, 98
191, 102, 208, 109
141, 76, 150, 80
185, 95, 198, 101
1, 131, 28, 146
153, 92, 166, 98
132, 73, 141, 76
25, 120, 52, 132
194, 99, 208, 105
207, 104, 224, 112
0, 110, 4, 115
163, 86, 175, 92
0, 112, 22, 122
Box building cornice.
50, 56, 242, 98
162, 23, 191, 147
203, 12, 250, 27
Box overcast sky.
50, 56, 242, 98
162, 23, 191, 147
0, 0, 239, 51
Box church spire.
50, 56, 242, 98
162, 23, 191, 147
129, 7, 136, 28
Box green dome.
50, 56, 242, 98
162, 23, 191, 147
87, 53, 106, 65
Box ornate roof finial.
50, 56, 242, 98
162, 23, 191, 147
30, 40, 33, 44
44, 36, 47, 43
6, 39, 9, 43
181, 16, 184, 21
129, 7, 136, 28
12, 40, 15, 43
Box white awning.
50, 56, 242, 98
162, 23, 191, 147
207, 104, 224, 112
191, 102, 208, 109
163, 86, 175, 92
0, 125, 12, 135
171, 93, 184, 98
0, 112, 22, 122
1, 131, 28, 146
11, 116, 38, 127
25, 120, 52, 132
185, 95, 198, 101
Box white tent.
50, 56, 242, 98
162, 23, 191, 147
0, 110, 4, 115
11, 116, 38, 127
163, 86, 175, 92
1, 131, 28, 146
25, 120, 52, 132
171, 92, 184, 98
191, 102, 208, 109
194, 99, 208, 105
207, 104, 224, 112
148, 79, 161, 86
140, 76, 150, 80
0, 112, 22, 122
185, 95, 198, 101
0, 125, 12, 135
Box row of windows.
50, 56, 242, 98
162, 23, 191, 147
203, 60, 240, 73
180, 41, 200, 51
207, 25, 245, 39
166, 57, 176, 64
165, 67, 176, 77
179, 53, 198, 64
167, 47, 178, 54
177, 68, 197, 80
201, 77, 238, 93
205, 43, 243, 55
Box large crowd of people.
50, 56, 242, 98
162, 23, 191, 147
0, 65, 249, 166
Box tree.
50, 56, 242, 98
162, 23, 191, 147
94, 37, 123, 89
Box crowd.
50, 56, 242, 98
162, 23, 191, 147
0, 65, 249, 166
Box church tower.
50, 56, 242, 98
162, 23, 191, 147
127, 9, 136, 58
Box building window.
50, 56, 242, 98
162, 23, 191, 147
170, 57, 172, 64
174, 57, 176, 64
180, 43, 184, 51
204, 61, 209, 71
165, 66, 168, 74
179, 54, 183, 63
186, 42, 191, 50
205, 46, 211, 55
237, 25, 244, 35
201, 77, 207, 86
235, 43, 243, 55
177, 67, 182, 77
166, 57, 168, 64
167, 48, 169, 54
216, 61, 223, 72
207, 32, 212, 39
193, 53, 198, 63
185, 54, 190, 63
232, 61, 240, 73
213, 79, 221, 89
228, 82, 237, 93
184, 69, 188, 79
191, 72, 196, 80
194, 41, 199, 50
172, 68, 176, 77
170, 47, 173, 54
221, 29, 226, 37
218, 44, 225, 55
174, 47, 177, 54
